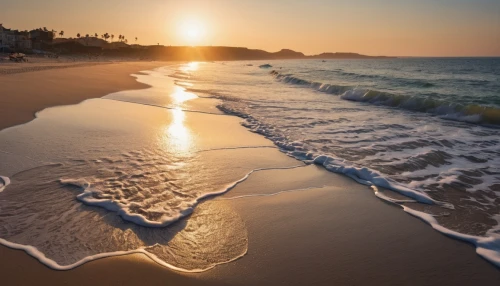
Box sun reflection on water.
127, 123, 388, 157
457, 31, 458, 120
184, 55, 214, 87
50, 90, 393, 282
180, 62, 199, 72
172, 86, 197, 106
161, 68, 200, 155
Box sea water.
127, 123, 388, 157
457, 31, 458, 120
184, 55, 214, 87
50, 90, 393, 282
182, 59, 500, 264
184, 59, 500, 234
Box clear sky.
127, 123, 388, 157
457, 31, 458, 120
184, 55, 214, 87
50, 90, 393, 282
1, 0, 499, 56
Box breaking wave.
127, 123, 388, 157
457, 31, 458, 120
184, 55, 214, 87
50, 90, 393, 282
270, 70, 500, 126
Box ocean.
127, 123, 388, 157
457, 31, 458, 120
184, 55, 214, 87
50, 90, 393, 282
183, 58, 500, 237
0, 59, 499, 270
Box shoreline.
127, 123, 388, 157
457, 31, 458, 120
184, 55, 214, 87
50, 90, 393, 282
0, 62, 499, 285
0, 61, 168, 130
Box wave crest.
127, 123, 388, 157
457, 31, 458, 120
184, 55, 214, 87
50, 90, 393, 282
270, 70, 500, 126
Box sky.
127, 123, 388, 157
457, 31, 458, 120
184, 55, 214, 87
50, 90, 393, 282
1, 0, 499, 56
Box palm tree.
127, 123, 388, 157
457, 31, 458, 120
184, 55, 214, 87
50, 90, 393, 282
85, 34, 89, 38
94, 33, 98, 38
77, 33, 81, 38
104, 33, 110, 42
135, 37, 138, 43
111, 34, 114, 42
59, 31, 64, 38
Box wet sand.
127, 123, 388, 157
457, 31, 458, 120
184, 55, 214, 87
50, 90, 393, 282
0, 63, 499, 285
0, 61, 168, 130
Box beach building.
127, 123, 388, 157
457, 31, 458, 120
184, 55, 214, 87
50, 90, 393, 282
0, 24, 31, 51
0, 24, 15, 49
29, 29, 54, 50
14, 31, 32, 49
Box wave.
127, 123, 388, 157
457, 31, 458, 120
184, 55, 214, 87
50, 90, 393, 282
218, 104, 500, 268
270, 70, 500, 126
334, 71, 436, 88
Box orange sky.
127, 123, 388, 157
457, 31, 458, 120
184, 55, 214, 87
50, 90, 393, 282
1, 0, 499, 56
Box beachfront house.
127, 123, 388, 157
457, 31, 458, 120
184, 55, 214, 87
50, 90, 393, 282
0, 24, 32, 51
14, 31, 32, 50
0, 24, 15, 51
29, 29, 54, 50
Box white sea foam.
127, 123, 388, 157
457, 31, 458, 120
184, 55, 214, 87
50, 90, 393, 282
0, 236, 218, 272
0, 176, 10, 193
401, 206, 500, 267
61, 164, 305, 228
312, 155, 443, 206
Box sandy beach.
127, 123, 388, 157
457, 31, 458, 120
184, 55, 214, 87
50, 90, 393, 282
0, 61, 499, 286
0, 59, 168, 130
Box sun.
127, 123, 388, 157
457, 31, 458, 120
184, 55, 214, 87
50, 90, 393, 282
180, 19, 205, 44
186, 26, 200, 40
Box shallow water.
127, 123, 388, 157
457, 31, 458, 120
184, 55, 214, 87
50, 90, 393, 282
182, 59, 500, 234
175, 60, 500, 264
0, 66, 299, 270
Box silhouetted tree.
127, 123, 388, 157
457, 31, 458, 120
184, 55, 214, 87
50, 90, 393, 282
77, 33, 81, 38
135, 37, 138, 43
59, 31, 64, 38
111, 34, 114, 42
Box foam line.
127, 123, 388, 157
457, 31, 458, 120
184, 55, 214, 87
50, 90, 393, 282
371, 185, 500, 268
0, 236, 246, 272
401, 206, 500, 268
0, 176, 10, 193
63, 164, 308, 228
313, 155, 453, 208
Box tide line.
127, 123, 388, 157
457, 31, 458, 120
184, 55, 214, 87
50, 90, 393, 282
103, 98, 229, 116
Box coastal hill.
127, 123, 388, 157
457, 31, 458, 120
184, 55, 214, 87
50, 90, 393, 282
49, 41, 394, 60
141, 46, 393, 61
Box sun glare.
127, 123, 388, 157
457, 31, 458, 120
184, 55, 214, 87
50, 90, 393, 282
179, 18, 205, 44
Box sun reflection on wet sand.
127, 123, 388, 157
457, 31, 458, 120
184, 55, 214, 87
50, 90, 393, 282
165, 108, 192, 154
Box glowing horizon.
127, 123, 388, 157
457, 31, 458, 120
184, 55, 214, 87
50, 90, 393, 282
1, 0, 499, 57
